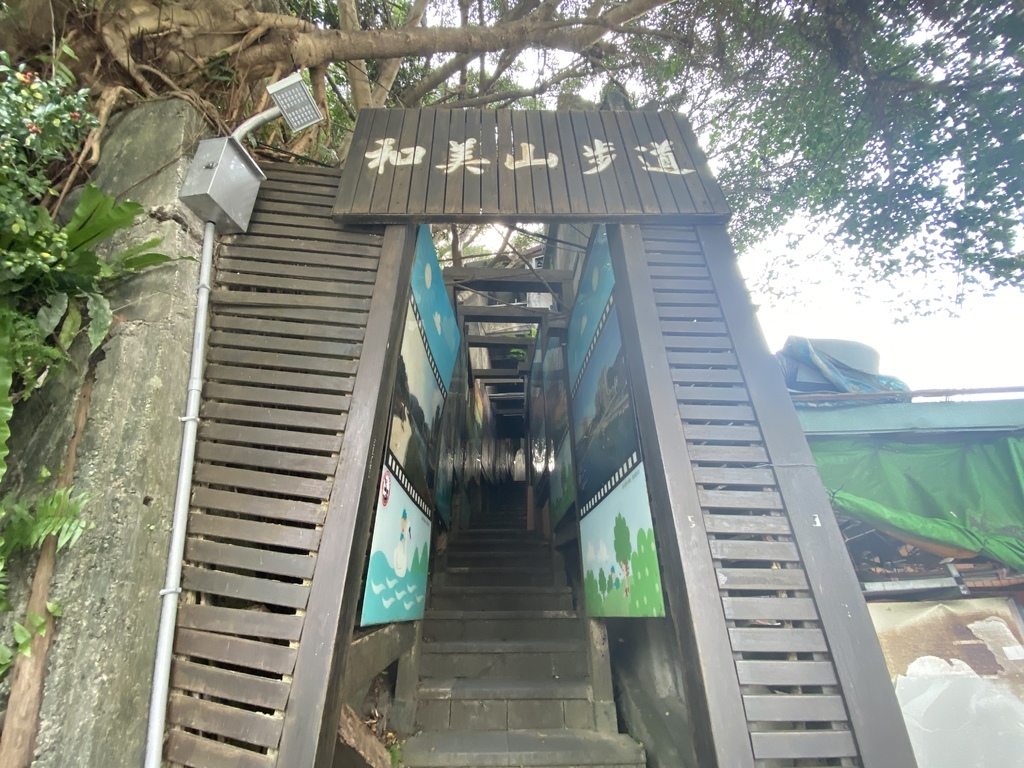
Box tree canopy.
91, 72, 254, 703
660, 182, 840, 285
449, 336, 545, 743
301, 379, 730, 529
2, 0, 1022, 290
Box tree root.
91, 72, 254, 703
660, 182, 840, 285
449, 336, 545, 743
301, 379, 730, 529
0, 366, 96, 768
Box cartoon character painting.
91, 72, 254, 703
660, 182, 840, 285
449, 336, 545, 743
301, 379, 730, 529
395, 510, 411, 578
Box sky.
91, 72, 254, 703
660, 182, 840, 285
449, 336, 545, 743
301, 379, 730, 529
741, 232, 1024, 394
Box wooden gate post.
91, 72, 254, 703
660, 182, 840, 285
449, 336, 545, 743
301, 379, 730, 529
610, 224, 755, 768
277, 224, 417, 768
696, 224, 917, 767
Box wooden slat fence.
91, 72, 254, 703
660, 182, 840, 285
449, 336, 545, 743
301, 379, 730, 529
165, 163, 384, 768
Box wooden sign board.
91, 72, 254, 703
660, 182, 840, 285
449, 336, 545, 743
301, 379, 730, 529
333, 108, 730, 223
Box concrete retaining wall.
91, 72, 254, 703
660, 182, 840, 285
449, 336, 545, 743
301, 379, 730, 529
2, 99, 206, 768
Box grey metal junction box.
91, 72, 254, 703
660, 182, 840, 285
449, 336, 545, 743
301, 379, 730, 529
179, 137, 267, 233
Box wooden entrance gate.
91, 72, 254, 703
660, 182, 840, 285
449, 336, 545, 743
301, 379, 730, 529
165, 108, 916, 768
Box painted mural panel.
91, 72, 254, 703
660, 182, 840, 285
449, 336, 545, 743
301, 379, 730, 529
568, 226, 665, 618
567, 227, 614, 386
570, 306, 639, 510
549, 433, 575, 528
361, 456, 430, 626
362, 228, 459, 625
543, 334, 574, 527
410, 224, 460, 386
581, 463, 664, 617
388, 299, 445, 502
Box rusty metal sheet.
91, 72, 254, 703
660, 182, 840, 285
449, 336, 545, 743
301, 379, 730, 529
869, 597, 1024, 767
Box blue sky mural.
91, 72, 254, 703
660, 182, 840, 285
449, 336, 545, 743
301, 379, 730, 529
411, 225, 460, 388
567, 226, 614, 387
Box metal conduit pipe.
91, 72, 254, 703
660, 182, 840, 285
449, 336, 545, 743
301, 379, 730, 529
143, 219, 216, 768
230, 105, 282, 143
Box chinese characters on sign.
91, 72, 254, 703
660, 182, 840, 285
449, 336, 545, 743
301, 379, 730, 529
365, 138, 426, 175
504, 142, 559, 170
635, 140, 694, 175
363, 136, 694, 178
437, 139, 490, 175
582, 140, 616, 175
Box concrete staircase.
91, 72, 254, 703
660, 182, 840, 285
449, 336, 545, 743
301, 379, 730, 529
401, 501, 646, 768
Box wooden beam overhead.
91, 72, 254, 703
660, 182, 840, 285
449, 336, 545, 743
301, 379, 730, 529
465, 335, 533, 348
444, 267, 572, 295
457, 305, 547, 323
472, 377, 522, 385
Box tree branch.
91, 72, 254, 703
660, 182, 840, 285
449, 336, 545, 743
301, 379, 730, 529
370, 0, 430, 107
338, 0, 372, 109
443, 61, 585, 108
399, 52, 477, 106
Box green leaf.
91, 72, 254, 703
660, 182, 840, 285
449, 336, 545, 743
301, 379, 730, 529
36, 293, 69, 336
103, 236, 168, 277
85, 294, 112, 353
12, 622, 31, 646
27, 611, 46, 636
45, 600, 62, 618
0, 644, 13, 677
64, 185, 143, 253
119, 251, 172, 274
57, 302, 81, 350
0, 352, 12, 488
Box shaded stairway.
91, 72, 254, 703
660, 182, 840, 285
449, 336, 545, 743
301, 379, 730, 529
402, 490, 645, 768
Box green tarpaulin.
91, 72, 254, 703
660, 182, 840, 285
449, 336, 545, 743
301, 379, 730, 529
807, 434, 1024, 572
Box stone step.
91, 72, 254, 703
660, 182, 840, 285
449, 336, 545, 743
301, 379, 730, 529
468, 520, 528, 530
439, 566, 558, 588
430, 585, 574, 611
419, 677, 592, 700
448, 538, 544, 551
423, 610, 582, 643
415, 679, 597, 732
452, 528, 540, 540
482, 510, 527, 519
446, 538, 551, 552
402, 729, 646, 767
446, 550, 554, 568
420, 639, 588, 680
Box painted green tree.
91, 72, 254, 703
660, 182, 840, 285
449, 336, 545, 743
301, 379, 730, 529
628, 528, 664, 617
598, 567, 607, 596
613, 513, 632, 598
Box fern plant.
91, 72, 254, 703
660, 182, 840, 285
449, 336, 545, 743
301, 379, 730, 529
0, 486, 90, 674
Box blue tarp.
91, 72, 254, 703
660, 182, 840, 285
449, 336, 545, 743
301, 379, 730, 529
777, 337, 909, 397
